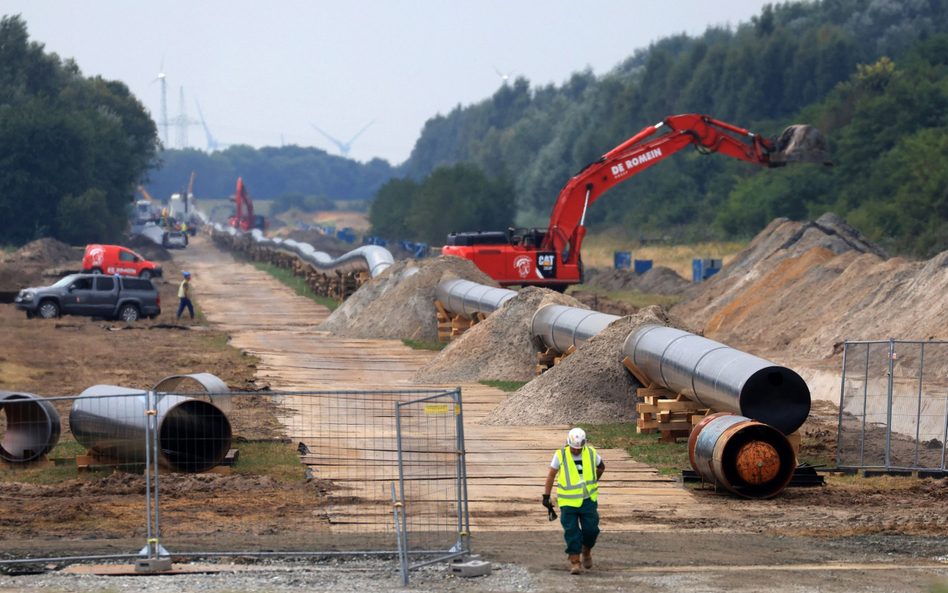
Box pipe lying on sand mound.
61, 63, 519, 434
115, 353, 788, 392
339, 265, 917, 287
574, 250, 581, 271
210, 223, 394, 278
437, 279, 811, 434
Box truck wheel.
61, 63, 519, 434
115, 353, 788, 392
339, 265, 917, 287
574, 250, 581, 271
91, 267, 103, 274
119, 304, 140, 323
139, 270, 153, 280
37, 300, 60, 319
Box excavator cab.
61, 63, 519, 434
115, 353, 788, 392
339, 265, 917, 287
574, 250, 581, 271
768, 125, 833, 167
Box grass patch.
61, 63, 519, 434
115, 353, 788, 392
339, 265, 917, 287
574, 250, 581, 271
402, 339, 448, 351
580, 232, 747, 279
251, 262, 339, 311
580, 423, 688, 476
232, 441, 306, 484
479, 380, 529, 392
567, 284, 683, 309
1, 245, 15, 254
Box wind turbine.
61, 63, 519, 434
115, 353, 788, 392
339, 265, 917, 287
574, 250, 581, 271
151, 58, 169, 146
310, 120, 375, 158
194, 96, 226, 151
493, 65, 514, 85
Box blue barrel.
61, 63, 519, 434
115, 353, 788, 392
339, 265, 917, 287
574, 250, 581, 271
634, 259, 653, 274
614, 252, 632, 269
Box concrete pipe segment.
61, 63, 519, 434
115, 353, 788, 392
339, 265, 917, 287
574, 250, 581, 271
0, 391, 61, 463
623, 325, 810, 434
210, 222, 394, 278
69, 386, 233, 473
688, 412, 796, 498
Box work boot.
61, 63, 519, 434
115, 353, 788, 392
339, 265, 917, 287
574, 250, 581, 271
569, 554, 582, 575
582, 545, 593, 569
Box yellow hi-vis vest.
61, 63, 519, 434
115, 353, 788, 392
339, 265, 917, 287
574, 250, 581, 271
555, 445, 598, 507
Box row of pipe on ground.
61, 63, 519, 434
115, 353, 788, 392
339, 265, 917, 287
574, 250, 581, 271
0, 373, 233, 473
206, 222, 394, 302
436, 278, 810, 498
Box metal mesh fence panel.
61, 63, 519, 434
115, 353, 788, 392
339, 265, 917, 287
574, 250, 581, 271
0, 387, 467, 574
838, 340, 948, 472
395, 389, 469, 568
0, 391, 151, 564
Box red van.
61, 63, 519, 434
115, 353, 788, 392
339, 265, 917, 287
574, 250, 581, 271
82, 245, 163, 279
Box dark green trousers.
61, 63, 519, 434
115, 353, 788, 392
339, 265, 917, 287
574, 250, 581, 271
559, 498, 600, 555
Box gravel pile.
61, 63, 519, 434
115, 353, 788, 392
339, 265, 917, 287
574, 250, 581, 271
482, 306, 696, 426
585, 266, 690, 295
318, 256, 497, 341
126, 235, 172, 261
412, 287, 587, 383
0, 556, 535, 592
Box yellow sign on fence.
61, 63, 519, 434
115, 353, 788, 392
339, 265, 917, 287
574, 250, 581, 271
424, 404, 460, 415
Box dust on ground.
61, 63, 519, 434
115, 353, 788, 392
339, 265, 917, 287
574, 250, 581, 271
0, 238, 81, 293
483, 307, 696, 426
585, 265, 691, 295
412, 287, 587, 383
318, 255, 497, 341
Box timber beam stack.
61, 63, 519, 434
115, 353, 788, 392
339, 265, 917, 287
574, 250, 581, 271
435, 300, 484, 342
535, 344, 577, 375
622, 356, 712, 443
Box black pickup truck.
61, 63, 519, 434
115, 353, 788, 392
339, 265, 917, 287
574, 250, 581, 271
14, 274, 161, 322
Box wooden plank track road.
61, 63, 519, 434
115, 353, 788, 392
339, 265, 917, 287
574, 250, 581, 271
177, 238, 704, 534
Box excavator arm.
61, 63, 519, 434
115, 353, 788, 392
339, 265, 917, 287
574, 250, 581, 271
543, 114, 831, 264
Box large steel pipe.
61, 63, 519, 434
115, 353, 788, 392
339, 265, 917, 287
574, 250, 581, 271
211, 223, 394, 277
623, 325, 810, 434
688, 413, 796, 498
531, 304, 621, 353
70, 386, 232, 473
0, 391, 61, 463
435, 279, 517, 320
153, 372, 232, 416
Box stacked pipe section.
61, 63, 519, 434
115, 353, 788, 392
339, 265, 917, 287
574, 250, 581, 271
436, 278, 810, 497
70, 386, 233, 473
210, 222, 394, 278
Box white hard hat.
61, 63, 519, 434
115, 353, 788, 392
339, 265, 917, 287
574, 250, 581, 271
567, 427, 587, 448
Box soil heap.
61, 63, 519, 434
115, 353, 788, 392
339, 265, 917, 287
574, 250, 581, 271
585, 265, 690, 295
412, 287, 587, 383
318, 255, 497, 341
483, 306, 696, 426
569, 290, 639, 316
0, 238, 80, 292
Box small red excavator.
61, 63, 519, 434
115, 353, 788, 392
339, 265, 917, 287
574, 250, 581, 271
229, 177, 268, 232
442, 114, 832, 289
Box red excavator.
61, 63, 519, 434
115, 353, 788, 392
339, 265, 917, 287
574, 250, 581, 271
442, 114, 832, 289
229, 177, 268, 232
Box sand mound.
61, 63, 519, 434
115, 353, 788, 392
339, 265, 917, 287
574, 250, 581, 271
0, 238, 79, 292
125, 235, 172, 261
585, 265, 690, 295
318, 255, 498, 340
412, 287, 587, 383
482, 306, 697, 426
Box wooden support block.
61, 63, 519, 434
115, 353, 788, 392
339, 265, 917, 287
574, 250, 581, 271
622, 357, 651, 386
637, 388, 678, 399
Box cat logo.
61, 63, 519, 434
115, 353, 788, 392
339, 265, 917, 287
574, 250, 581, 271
536, 252, 556, 278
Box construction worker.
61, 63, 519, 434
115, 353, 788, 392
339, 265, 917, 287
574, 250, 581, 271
543, 427, 605, 575
176, 271, 194, 321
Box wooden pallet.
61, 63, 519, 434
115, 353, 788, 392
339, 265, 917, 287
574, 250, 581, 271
623, 357, 711, 443
535, 344, 576, 374
435, 300, 484, 342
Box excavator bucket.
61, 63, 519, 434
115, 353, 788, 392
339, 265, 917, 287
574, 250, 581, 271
769, 125, 833, 166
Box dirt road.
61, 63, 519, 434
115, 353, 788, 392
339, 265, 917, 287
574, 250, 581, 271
167, 238, 948, 591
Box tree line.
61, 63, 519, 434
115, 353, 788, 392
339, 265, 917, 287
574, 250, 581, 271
384, 0, 948, 255
0, 15, 158, 246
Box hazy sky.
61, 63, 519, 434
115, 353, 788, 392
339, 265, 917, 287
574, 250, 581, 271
6, 1, 772, 164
